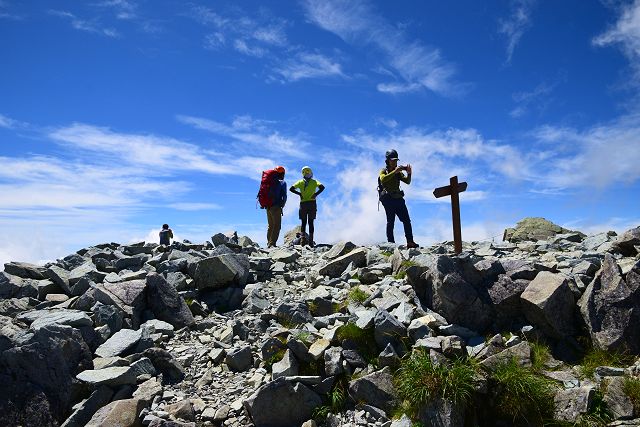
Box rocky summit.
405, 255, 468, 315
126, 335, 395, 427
1, 221, 640, 427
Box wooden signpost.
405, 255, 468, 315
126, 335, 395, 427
433, 176, 467, 254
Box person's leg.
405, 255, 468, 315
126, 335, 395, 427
382, 198, 396, 243
395, 198, 415, 244
272, 206, 282, 246
308, 201, 316, 245
266, 208, 274, 246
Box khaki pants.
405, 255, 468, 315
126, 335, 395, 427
266, 206, 282, 247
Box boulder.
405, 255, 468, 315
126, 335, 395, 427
76, 366, 137, 387
143, 348, 185, 383
272, 349, 299, 379
188, 254, 250, 289
16, 309, 93, 331
503, 217, 579, 243
520, 272, 576, 339
324, 346, 344, 376
68, 262, 106, 287
95, 328, 142, 358
554, 386, 594, 422
269, 248, 300, 264
323, 241, 357, 260
603, 376, 635, 420
579, 254, 640, 353
318, 248, 368, 278
348, 367, 397, 412
4, 261, 48, 280
275, 302, 314, 326
613, 226, 640, 256
0, 272, 38, 299
480, 341, 532, 371
374, 309, 406, 350
146, 273, 194, 329
60, 386, 113, 427
85, 398, 146, 427
243, 377, 322, 427
94, 280, 147, 327
0, 324, 93, 426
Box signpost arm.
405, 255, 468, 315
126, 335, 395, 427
450, 176, 462, 254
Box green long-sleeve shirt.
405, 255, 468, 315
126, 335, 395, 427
379, 168, 411, 198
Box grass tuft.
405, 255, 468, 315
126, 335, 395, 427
335, 323, 378, 364
492, 357, 556, 424
530, 340, 552, 373
623, 376, 640, 415
578, 347, 634, 379
394, 349, 477, 418
347, 287, 370, 305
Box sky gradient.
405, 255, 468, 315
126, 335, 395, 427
1, 0, 640, 266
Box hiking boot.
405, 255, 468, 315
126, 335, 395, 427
406, 241, 419, 249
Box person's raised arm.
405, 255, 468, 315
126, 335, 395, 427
313, 184, 325, 199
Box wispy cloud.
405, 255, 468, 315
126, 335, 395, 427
593, 0, 640, 85
167, 202, 222, 211
94, 0, 138, 20
273, 52, 346, 82
498, 0, 536, 63
189, 4, 288, 57
0, 0, 22, 20
176, 114, 311, 159
0, 113, 17, 129
509, 73, 564, 118
302, 0, 462, 96
49, 9, 120, 37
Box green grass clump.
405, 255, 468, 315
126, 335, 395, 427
623, 376, 640, 415
347, 287, 370, 305
293, 330, 312, 345
335, 323, 378, 364
313, 376, 347, 420
264, 348, 286, 370
530, 341, 552, 373
394, 349, 477, 418
381, 250, 393, 257
492, 358, 556, 424
578, 348, 634, 379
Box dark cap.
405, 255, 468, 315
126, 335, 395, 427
385, 149, 399, 160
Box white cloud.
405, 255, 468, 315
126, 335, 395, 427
302, 0, 461, 96
593, 0, 640, 84
233, 39, 267, 57
273, 52, 346, 82
0, 113, 17, 128
167, 202, 221, 211
509, 81, 555, 118
49, 9, 120, 37
95, 0, 138, 20
498, 0, 536, 63
176, 114, 311, 159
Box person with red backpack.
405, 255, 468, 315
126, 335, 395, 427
257, 166, 287, 247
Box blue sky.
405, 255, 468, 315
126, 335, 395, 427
1, 0, 640, 265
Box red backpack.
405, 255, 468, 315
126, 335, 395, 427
257, 169, 279, 208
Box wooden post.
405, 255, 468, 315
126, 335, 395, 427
433, 176, 468, 254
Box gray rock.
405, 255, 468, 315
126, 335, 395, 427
374, 309, 406, 350
92, 301, 123, 333
85, 398, 145, 427
324, 241, 357, 260
23, 309, 92, 331
579, 254, 640, 353
480, 341, 532, 371
0, 297, 30, 317
146, 273, 195, 329
269, 248, 300, 264
76, 366, 137, 386
60, 386, 113, 427
275, 302, 313, 326
378, 343, 400, 368
272, 349, 299, 379
3, 261, 48, 280
342, 349, 367, 369
503, 217, 578, 243
188, 254, 250, 289
604, 376, 635, 420
130, 357, 156, 377
583, 232, 614, 251
391, 414, 412, 427
68, 262, 106, 287
520, 272, 576, 339
324, 346, 344, 376
133, 377, 163, 406
165, 399, 195, 422
94, 328, 142, 358
93, 279, 147, 327
143, 347, 185, 382
554, 386, 594, 422
348, 367, 397, 412
0, 272, 38, 299
613, 226, 640, 256
226, 345, 253, 372
318, 248, 368, 278
441, 335, 467, 358
287, 338, 313, 363
243, 377, 322, 427
242, 289, 270, 314
164, 271, 190, 291
418, 398, 465, 427
141, 319, 175, 337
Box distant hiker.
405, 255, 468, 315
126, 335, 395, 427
378, 149, 419, 248
159, 224, 173, 246
257, 166, 287, 247
290, 166, 325, 247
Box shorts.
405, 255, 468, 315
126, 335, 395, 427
299, 200, 317, 220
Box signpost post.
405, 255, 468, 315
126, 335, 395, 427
433, 176, 467, 254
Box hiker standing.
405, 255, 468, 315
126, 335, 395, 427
258, 166, 287, 248
159, 224, 173, 246
379, 149, 419, 248
290, 166, 325, 246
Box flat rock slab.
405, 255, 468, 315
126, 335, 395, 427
95, 328, 142, 358
27, 309, 93, 331
77, 366, 137, 387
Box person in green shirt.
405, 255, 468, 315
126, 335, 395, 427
290, 166, 325, 246
379, 149, 419, 248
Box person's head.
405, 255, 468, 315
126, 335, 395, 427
162, 224, 169, 230
301, 166, 313, 179
274, 165, 286, 179
385, 149, 399, 168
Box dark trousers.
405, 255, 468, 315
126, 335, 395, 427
381, 197, 413, 243
299, 200, 317, 241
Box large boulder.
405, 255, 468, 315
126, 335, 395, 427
85, 398, 146, 427
323, 241, 357, 260
612, 226, 640, 256
95, 328, 143, 358
348, 367, 397, 413
94, 280, 147, 328
146, 273, 194, 329
188, 254, 250, 289
0, 272, 38, 299
317, 248, 368, 278
579, 254, 640, 353
0, 324, 93, 426
3, 261, 48, 280
520, 272, 576, 339
503, 217, 581, 243
243, 377, 322, 427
